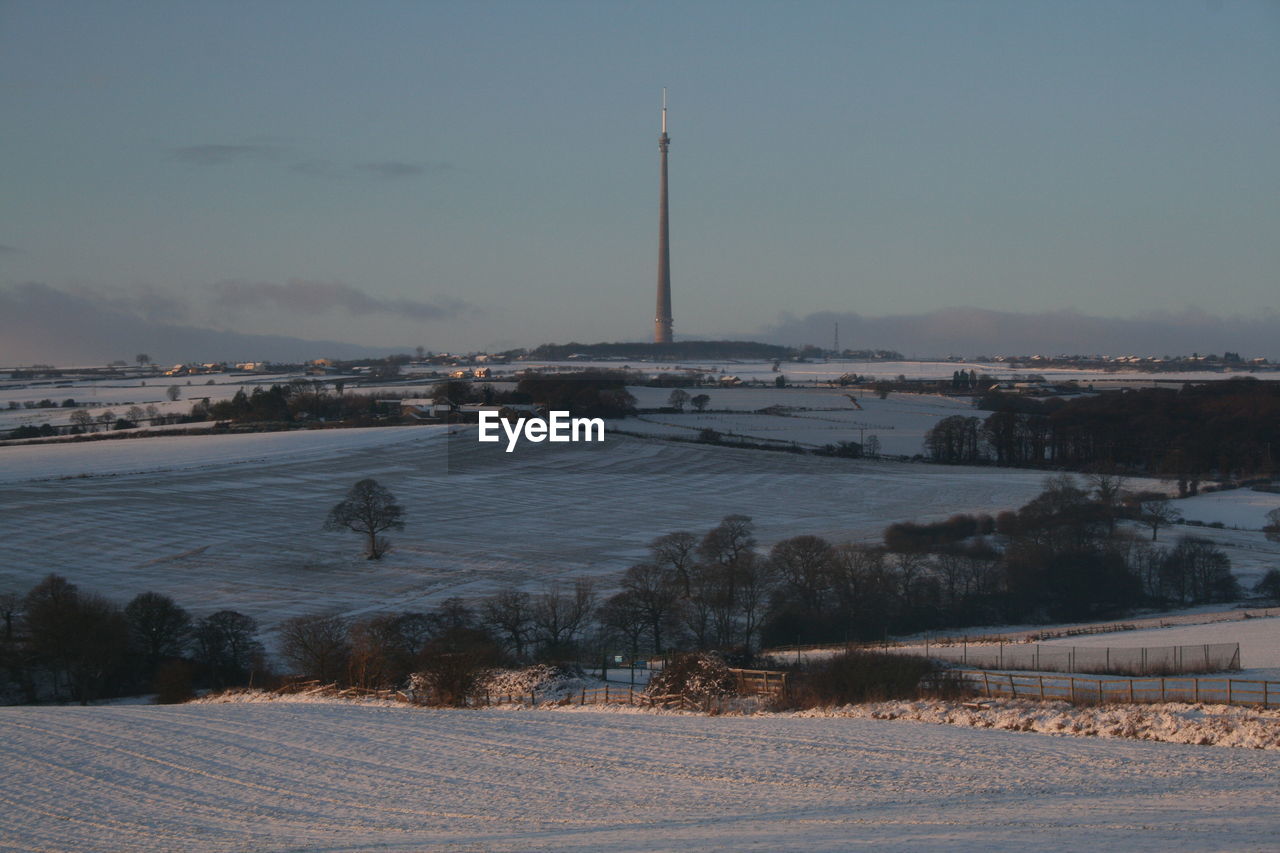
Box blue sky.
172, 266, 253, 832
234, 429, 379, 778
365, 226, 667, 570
2, 1, 1277, 359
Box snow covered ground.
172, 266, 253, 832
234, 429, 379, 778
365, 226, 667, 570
806, 697, 1280, 750
2, 421, 1270, 637
0, 428, 1067, 632
2, 702, 1278, 852
1036, 616, 1280, 682
1177, 488, 1280, 531
0, 425, 441, 482
618, 389, 978, 456
0, 374, 305, 432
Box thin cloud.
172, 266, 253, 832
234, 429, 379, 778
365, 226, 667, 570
0, 244, 19, 255
0, 282, 396, 365
207, 279, 480, 322
294, 160, 446, 180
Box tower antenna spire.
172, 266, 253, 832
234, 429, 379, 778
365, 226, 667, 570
654, 89, 673, 343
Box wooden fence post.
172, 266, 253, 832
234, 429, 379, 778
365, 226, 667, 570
1038, 675, 1045, 699
1128, 680, 1134, 703
983, 671, 991, 697
1228, 680, 1233, 706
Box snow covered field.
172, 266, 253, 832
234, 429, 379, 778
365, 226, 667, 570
3, 421, 1271, 637
0, 374, 305, 432
0, 425, 439, 482
2, 702, 1278, 852
1037, 616, 1280, 682
619, 390, 981, 456
1177, 489, 1280, 530
0, 428, 1064, 632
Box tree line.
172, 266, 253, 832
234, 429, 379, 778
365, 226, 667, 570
927, 379, 1279, 485
0, 575, 264, 705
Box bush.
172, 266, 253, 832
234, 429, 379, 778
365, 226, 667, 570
1255, 569, 1280, 602
152, 660, 195, 704
412, 628, 501, 707
788, 650, 943, 707
645, 652, 737, 703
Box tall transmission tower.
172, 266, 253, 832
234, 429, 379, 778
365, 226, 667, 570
654, 88, 673, 344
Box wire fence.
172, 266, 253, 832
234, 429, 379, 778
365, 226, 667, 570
955, 669, 1278, 708
924, 641, 1240, 675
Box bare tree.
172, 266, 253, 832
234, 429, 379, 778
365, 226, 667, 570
1264, 507, 1280, 543
193, 611, 263, 688
124, 592, 192, 670
597, 591, 647, 662
347, 614, 418, 689
480, 589, 535, 660
0, 591, 18, 642
769, 535, 834, 614
278, 613, 351, 683
698, 515, 756, 567
1141, 499, 1182, 542
25, 574, 129, 703
324, 478, 406, 559
690, 393, 710, 412
1088, 467, 1128, 533
734, 552, 777, 654
620, 563, 679, 653
166, 385, 181, 402
667, 389, 690, 412
648, 531, 699, 596
533, 578, 596, 659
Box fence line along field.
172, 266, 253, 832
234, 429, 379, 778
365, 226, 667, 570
924, 640, 1241, 675
958, 670, 1280, 707
0, 427, 1061, 631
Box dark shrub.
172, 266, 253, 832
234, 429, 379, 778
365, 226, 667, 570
788, 650, 943, 707
152, 660, 195, 704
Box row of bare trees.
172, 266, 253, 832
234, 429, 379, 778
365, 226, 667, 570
0, 575, 263, 704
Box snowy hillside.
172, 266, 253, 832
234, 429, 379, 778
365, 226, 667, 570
2, 702, 1278, 851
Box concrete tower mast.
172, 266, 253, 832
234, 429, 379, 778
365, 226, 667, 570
654, 88, 674, 344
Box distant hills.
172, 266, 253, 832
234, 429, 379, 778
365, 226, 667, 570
527, 340, 791, 361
